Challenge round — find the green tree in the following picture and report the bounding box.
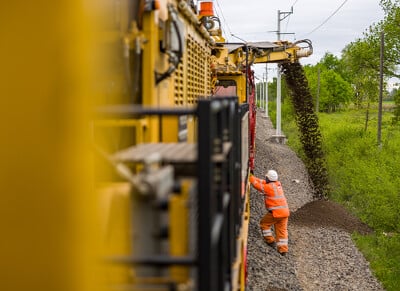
[374,0,400,77]
[341,39,380,108]
[361,1,399,79]
[319,52,342,73]
[303,65,319,104]
[341,40,381,130]
[304,63,353,112]
[319,70,353,112]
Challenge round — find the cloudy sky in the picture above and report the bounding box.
[209,0,384,77]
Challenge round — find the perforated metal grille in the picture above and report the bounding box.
[174,35,211,105]
[174,62,185,105]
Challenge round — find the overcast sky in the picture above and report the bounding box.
[210,0,384,78]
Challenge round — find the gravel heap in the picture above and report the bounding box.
[246,110,384,291]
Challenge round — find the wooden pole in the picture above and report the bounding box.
[377,31,384,146]
[316,67,320,113]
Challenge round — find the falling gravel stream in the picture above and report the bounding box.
[281,61,329,199]
[245,110,384,290]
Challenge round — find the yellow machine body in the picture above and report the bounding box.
[1,1,312,290]
[94,1,312,290]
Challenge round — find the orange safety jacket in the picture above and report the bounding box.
[249,175,290,218]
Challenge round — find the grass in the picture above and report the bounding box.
[353,233,400,290]
[280,105,400,290]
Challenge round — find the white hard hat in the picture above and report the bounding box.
[266,170,278,181]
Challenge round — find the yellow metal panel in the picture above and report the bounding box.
[94,119,146,128]
[169,180,192,283]
[186,116,197,143]
[94,118,148,145]
[0,1,103,291]
[162,116,179,142]
[253,47,299,64]
[98,183,132,285]
[142,10,158,106]
[142,10,161,142]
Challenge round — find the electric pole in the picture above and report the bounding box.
[265,64,269,117]
[256,81,259,107]
[277,8,293,41]
[261,75,264,108]
[275,8,294,141]
[255,75,259,108]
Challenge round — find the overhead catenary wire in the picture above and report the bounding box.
[212,3,227,36]
[304,0,349,36]
[214,0,285,42]
[288,0,300,33]
[214,0,234,37]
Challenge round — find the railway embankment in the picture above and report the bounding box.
[246,110,384,291]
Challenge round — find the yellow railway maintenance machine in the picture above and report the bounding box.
[94,1,312,290]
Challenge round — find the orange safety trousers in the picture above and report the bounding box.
[260,212,289,253]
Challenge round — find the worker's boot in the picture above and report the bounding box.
[261,228,275,246]
[262,236,276,248]
[266,241,277,248]
[277,243,288,256]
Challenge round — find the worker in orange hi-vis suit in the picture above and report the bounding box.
[249,170,290,256]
